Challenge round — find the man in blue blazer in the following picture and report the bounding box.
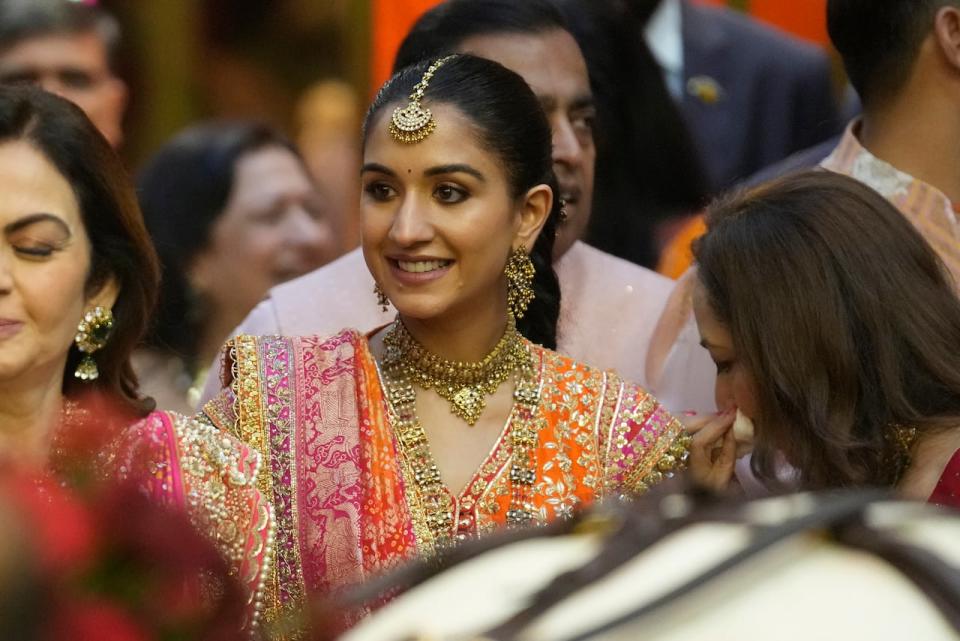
[646,0,842,190]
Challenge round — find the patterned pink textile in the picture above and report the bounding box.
[821,121,960,287]
[202,329,688,628]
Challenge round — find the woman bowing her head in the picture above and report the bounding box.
[0,86,272,635]
[693,171,960,506]
[204,54,732,629]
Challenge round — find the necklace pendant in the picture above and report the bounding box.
[452,386,484,425]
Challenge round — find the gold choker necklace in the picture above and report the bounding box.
[382,315,530,425]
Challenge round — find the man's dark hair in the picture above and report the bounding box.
[0,0,121,71]
[828,0,960,108]
[393,0,567,73]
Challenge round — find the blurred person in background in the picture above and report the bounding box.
[552,0,710,269]
[203,0,716,415]
[666,0,960,282]
[295,79,363,257]
[0,0,126,147]
[821,0,960,286]
[640,0,841,191]
[0,86,271,634]
[693,172,960,504]
[137,121,336,414]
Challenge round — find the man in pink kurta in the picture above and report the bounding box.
[819,0,960,284]
[202,1,715,415]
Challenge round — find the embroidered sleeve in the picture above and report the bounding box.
[599,380,690,496]
[117,412,275,637]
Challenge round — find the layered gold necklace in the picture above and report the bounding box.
[380,315,541,550]
[382,315,530,426]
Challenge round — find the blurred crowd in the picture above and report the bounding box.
[0,0,959,639]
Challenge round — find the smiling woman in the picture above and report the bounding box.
[0,86,273,636]
[202,54,733,635]
[136,122,336,414]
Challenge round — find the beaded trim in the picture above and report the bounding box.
[169,414,275,637]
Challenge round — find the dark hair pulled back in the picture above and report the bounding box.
[363,54,561,348]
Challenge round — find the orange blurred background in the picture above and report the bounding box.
[370,0,830,91]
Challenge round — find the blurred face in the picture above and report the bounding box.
[692,278,759,419]
[0,140,116,388]
[361,103,550,324]
[458,29,596,258]
[0,32,127,147]
[189,146,335,327]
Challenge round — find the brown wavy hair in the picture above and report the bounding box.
[0,86,159,415]
[694,170,960,489]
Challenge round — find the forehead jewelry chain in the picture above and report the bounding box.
[389,54,456,144]
[382,314,529,425]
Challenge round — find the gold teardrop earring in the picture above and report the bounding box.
[74,306,114,381]
[505,246,536,319]
[374,282,390,313]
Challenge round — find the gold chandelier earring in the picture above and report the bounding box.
[374,282,390,313]
[505,246,536,319]
[74,306,114,381]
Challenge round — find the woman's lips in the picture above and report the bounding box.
[387,258,453,285]
[0,319,23,340]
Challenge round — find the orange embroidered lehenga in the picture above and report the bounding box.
[202,330,688,623]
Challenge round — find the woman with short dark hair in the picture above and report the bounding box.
[137,121,335,413]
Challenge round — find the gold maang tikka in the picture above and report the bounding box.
[389,55,456,144]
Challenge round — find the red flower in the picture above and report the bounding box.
[45,600,151,641]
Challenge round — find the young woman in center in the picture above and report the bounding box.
[203,55,733,624]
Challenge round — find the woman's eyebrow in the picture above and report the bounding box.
[424,164,485,182]
[4,212,72,236]
[361,162,395,176]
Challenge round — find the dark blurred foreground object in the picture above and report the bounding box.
[335,486,960,641]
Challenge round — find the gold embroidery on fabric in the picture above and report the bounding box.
[620,395,690,494]
[262,337,306,619]
[230,336,271,495]
[596,371,621,497]
[170,413,275,637]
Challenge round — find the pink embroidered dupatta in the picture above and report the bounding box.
[203,331,418,623]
